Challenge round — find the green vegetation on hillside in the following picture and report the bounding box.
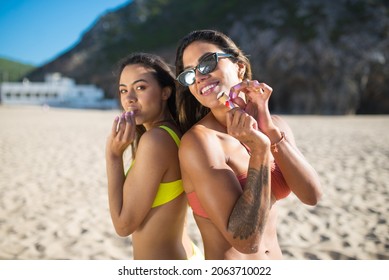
[0,58,35,82]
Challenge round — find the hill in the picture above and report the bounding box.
[0,57,35,82]
[25,0,389,114]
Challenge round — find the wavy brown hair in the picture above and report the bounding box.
[175,30,252,133]
[116,52,178,158]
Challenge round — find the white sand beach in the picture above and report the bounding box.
[0,105,388,260]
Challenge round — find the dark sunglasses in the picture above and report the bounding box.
[176,52,234,86]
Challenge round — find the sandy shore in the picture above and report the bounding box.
[0,105,388,260]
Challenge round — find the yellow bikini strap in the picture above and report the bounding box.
[158,125,180,147]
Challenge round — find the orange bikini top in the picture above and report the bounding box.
[186,161,291,219]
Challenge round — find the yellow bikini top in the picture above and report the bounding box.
[127,125,184,208]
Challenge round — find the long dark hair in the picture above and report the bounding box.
[175,29,252,133]
[116,52,177,158]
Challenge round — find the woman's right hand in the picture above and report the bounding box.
[106,111,136,158]
[226,108,270,153]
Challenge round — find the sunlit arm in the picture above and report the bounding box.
[105,152,133,237]
[227,150,271,253]
[268,116,322,205]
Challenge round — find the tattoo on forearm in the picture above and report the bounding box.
[228,165,270,240]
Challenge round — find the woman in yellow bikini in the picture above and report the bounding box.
[105,53,202,259]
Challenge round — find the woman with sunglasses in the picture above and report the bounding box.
[106,52,203,259]
[175,30,322,259]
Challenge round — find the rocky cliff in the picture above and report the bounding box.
[26,0,389,114]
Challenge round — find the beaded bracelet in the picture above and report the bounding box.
[271,131,285,153]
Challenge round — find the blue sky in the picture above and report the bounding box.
[0,0,131,66]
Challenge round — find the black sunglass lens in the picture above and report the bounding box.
[179,70,195,86]
[198,54,217,74]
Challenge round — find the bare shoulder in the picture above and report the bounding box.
[137,126,179,154]
[180,124,224,164]
[181,124,219,151]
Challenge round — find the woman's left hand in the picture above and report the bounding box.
[229,80,276,135]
